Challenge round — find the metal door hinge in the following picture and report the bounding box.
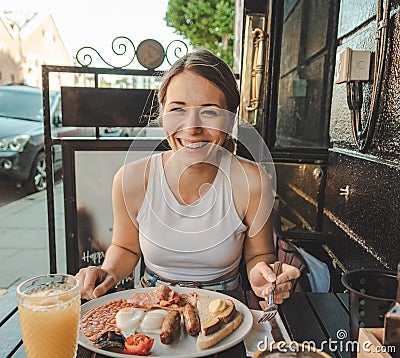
[339,185,350,200]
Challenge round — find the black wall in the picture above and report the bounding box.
[327,0,400,271]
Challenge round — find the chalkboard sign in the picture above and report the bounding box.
[62,139,166,288]
[61,87,156,127]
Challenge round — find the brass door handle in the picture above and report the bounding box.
[245,28,265,114]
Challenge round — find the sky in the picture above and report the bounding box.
[0,0,189,69]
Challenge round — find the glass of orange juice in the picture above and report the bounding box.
[16,274,80,358]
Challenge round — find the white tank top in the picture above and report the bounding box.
[137,151,247,281]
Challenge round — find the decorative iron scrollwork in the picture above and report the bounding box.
[165,40,189,66]
[75,37,188,69]
[76,36,136,68]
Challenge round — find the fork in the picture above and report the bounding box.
[257,261,282,323]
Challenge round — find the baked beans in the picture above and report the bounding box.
[80,299,136,341]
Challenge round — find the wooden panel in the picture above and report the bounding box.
[218,342,246,357]
[0,289,17,324]
[78,344,245,358]
[61,87,156,127]
[307,293,350,358]
[12,345,26,358]
[358,328,391,358]
[0,311,22,357]
[280,293,328,344]
[336,292,350,311]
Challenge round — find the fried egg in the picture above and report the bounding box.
[115,308,169,337]
[115,307,145,337]
[138,309,169,334]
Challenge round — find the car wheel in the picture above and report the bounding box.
[23,152,46,194]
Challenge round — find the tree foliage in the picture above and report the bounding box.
[165,0,235,67]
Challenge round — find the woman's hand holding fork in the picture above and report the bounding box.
[249,261,301,304]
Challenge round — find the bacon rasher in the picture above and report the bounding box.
[128,285,197,310]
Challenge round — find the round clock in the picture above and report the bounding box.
[136,39,165,70]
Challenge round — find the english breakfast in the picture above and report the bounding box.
[80,285,245,355]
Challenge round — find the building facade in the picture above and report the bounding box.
[0,12,73,88]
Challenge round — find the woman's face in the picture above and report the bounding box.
[161,70,232,161]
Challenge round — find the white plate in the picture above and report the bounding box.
[79,287,253,358]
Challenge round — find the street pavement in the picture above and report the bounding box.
[0,183,66,290]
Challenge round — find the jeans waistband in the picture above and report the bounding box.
[140,268,241,291]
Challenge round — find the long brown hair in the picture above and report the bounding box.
[158,49,239,152]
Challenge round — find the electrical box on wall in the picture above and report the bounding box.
[289,78,308,97]
[335,47,371,83]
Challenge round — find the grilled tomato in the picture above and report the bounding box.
[122,333,154,356]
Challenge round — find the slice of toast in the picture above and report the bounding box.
[216,299,236,323]
[197,296,236,328]
[196,310,243,349]
[197,295,222,335]
[201,316,222,336]
[196,295,243,349]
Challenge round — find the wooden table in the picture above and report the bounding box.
[0,289,25,358]
[1,290,350,358]
[280,292,351,358]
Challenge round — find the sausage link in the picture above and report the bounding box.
[183,304,200,336]
[160,310,181,345]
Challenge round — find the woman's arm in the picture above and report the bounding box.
[101,165,142,281]
[241,161,276,271]
[238,159,300,302]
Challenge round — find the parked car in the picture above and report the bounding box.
[0,84,92,193]
[99,127,133,137]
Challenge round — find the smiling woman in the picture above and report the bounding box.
[160,71,233,170]
[76,49,301,303]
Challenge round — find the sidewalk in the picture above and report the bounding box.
[0,183,66,290]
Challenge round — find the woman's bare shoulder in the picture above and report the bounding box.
[114,155,153,196]
[231,155,271,193]
[234,155,259,169]
[120,155,151,174]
